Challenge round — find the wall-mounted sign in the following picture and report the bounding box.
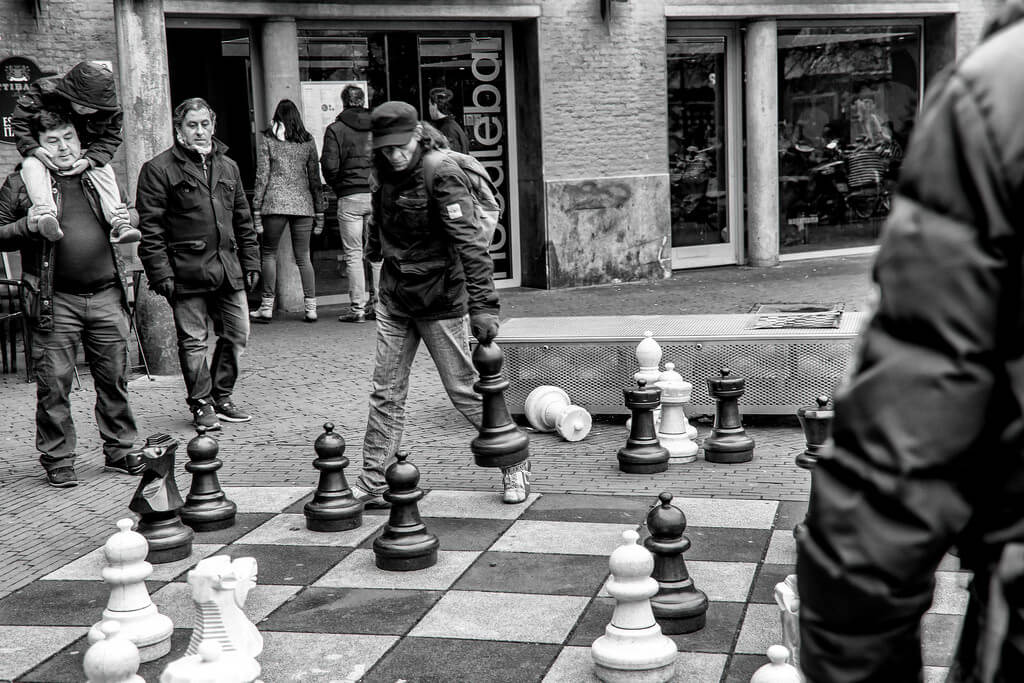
[0,56,51,146]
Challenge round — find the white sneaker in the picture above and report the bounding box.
[500,460,531,504]
[351,483,390,509]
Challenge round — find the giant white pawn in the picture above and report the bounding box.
[592,530,678,682]
[656,363,699,463]
[750,645,802,683]
[84,620,144,683]
[88,519,173,662]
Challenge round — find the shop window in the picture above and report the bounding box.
[297,29,515,294]
[777,24,921,254]
[666,36,729,249]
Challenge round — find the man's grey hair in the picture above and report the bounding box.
[341,85,365,108]
[173,97,217,129]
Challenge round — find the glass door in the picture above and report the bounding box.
[667,27,742,268]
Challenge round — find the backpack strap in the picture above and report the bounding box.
[421,149,448,201]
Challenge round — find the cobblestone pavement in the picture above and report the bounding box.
[0,254,873,599]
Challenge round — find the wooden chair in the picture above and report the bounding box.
[0,252,31,381]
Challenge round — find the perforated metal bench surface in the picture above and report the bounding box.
[497,313,867,415]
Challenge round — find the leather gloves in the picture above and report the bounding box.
[151,278,175,300]
[470,312,500,344]
[245,271,260,293]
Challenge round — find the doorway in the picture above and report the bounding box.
[666,25,743,269]
[166,27,256,192]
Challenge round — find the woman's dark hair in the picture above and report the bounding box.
[266,99,312,143]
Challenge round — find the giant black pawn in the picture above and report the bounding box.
[129,433,194,564]
[470,341,531,469]
[180,427,237,532]
[703,368,755,463]
[796,395,833,470]
[304,422,363,532]
[617,378,670,474]
[373,452,439,571]
[645,492,709,634]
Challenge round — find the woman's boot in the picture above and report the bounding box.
[304,297,318,323]
[249,296,274,324]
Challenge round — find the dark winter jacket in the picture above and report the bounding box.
[0,171,135,332]
[368,146,498,320]
[320,107,372,197]
[136,138,259,296]
[434,117,470,155]
[797,4,1024,681]
[12,62,123,167]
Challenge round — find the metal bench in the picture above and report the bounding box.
[497,312,867,415]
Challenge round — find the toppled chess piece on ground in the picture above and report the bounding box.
[655,363,699,463]
[750,645,802,683]
[796,396,832,470]
[524,385,592,442]
[471,341,531,469]
[129,433,195,563]
[774,574,801,671]
[181,427,237,532]
[160,641,252,683]
[304,422,362,532]
[84,620,145,683]
[592,529,678,682]
[618,379,670,474]
[645,492,708,634]
[88,519,173,662]
[703,368,755,464]
[183,555,262,681]
[373,451,439,571]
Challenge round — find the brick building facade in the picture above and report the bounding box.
[0,0,1003,299]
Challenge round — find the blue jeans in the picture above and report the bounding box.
[338,193,380,314]
[260,215,315,298]
[32,287,137,472]
[170,286,250,409]
[358,306,482,492]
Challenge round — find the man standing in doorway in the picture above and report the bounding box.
[321,85,379,323]
[0,107,141,488]
[428,87,470,154]
[136,97,260,431]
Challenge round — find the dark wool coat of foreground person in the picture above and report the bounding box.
[797,3,1024,682]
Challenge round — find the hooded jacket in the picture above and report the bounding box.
[797,4,1024,681]
[136,138,259,296]
[12,62,123,167]
[320,107,372,197]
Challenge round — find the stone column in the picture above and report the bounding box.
[114,0,179,374]
[259,17,304,312]
[744,19,779,267]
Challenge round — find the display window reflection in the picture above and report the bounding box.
[666,36,729,248]
[777,24,921,253]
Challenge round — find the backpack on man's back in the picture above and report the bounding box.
[422,149,504,246]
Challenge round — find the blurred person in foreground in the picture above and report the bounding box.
[797,4,1024,681]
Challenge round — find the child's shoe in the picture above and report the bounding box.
[109,218,141,244]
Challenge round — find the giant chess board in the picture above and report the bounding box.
[0,487,965,682]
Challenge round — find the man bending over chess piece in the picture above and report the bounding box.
[0,107,142,488]
[797,4,1024,681]
[350,101,529,507]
